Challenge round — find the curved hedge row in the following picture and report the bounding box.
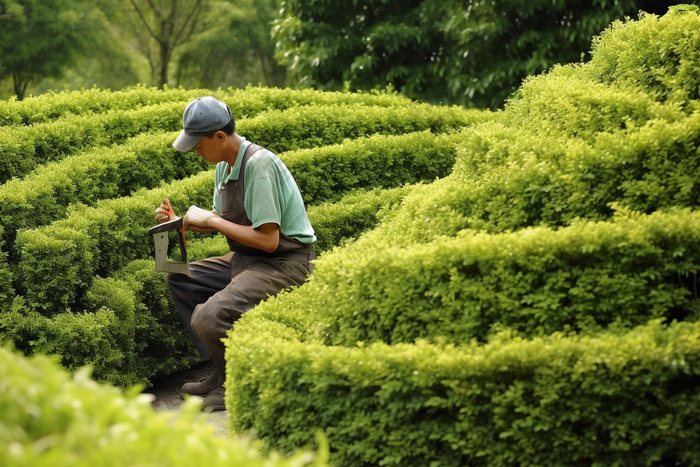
[0,118,470,255]
[0,92,474,184]
[226,318,700,467]
[9,129,469,312]
[2,6,699,465]
[1,181,414,385]
[0,84,413,126]
[313,209,700,347]
[220,6,700,465]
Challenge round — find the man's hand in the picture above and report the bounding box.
[155,198,179,225]
[183,205,218,230]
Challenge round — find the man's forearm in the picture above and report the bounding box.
[207,217,280,253]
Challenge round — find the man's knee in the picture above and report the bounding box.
[191,291,247,343]
[191,303,211,337]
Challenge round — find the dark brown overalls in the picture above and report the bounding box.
[167,144,315,379]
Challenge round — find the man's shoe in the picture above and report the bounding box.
[202,386,225,412]
[182,367,224,396]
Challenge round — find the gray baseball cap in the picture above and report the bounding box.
[172,96,233,152]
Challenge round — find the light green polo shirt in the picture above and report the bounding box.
[213,137,316,244]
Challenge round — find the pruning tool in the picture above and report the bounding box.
[148,199,190,275]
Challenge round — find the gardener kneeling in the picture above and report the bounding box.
[155,96,316,411]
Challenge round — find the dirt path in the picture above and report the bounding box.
[142,361,229,437]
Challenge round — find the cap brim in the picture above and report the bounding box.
[172,131,201,152]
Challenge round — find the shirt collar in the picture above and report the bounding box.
[225,137,250,182]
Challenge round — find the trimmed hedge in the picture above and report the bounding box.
[0,345,328,467]
[1,259,200,386]
[11,127,471,314]
[226,318,700,467]
[218,6,700,465]
[13,173,213,314]
[0,122,479,255]
[307,186,412,252]
[0,86,206,126]
[0,93,453,184]
[0,104,486,264]
[282,130,464,205]
[309,208,700,347]
[5,178,418,383]
[0,84,414,127]
[361,104,700,251]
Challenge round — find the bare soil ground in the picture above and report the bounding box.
[142,361,229,437]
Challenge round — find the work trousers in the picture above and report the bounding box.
[167,250,314,374]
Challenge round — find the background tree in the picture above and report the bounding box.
[175,0,285,89]
[273,0,696,108]
[113,0,207,87]
[0,0,122,100]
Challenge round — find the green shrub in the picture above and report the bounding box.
[0,124,474,256]
[0,88,432,184]
[1,259,201,386]
[218,7,700,465]
[93,260,202,382]
[226,318,700,466]
[363,108,700,251]
[11,126,473,314]
[0,86,206,126]
[588,5,700,106]
[0,301,133,386]
[0,84,413,127]
[3,177,414,384]
[307,186,413,252]
[0,345,328,467]
[239,103,487,155]
[309,208,700,347]
[282,130,466,205]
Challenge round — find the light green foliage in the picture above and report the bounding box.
[0,93,480,183]
[587,4,700,106]
[0,345,328,466]
[1,84,486,386]
[226,320,700,466]
[315,209,700,347]
[3,8,700,464]
[281,130,470,205]
[0,86,417,182]
[238,102,485,154]
[307,186,412,252]
[0,84,413,127]
[0,86,204,126]
[221,6,700,465]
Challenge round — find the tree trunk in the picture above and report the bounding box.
[12,72,28,101]
[159,41,172,87]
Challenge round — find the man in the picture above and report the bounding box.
[155,96,316,411]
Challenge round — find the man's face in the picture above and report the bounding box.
[194,133,224,163]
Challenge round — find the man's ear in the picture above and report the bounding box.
[215,131,227,144]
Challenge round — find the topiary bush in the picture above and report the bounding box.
[222,6,700,465]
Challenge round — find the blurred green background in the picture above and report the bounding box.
[0,0,693,108]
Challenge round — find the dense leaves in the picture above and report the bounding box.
[0,0,128,100]
[274,0,695,108]
[224,6,700,465]
[0,346,328,466]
